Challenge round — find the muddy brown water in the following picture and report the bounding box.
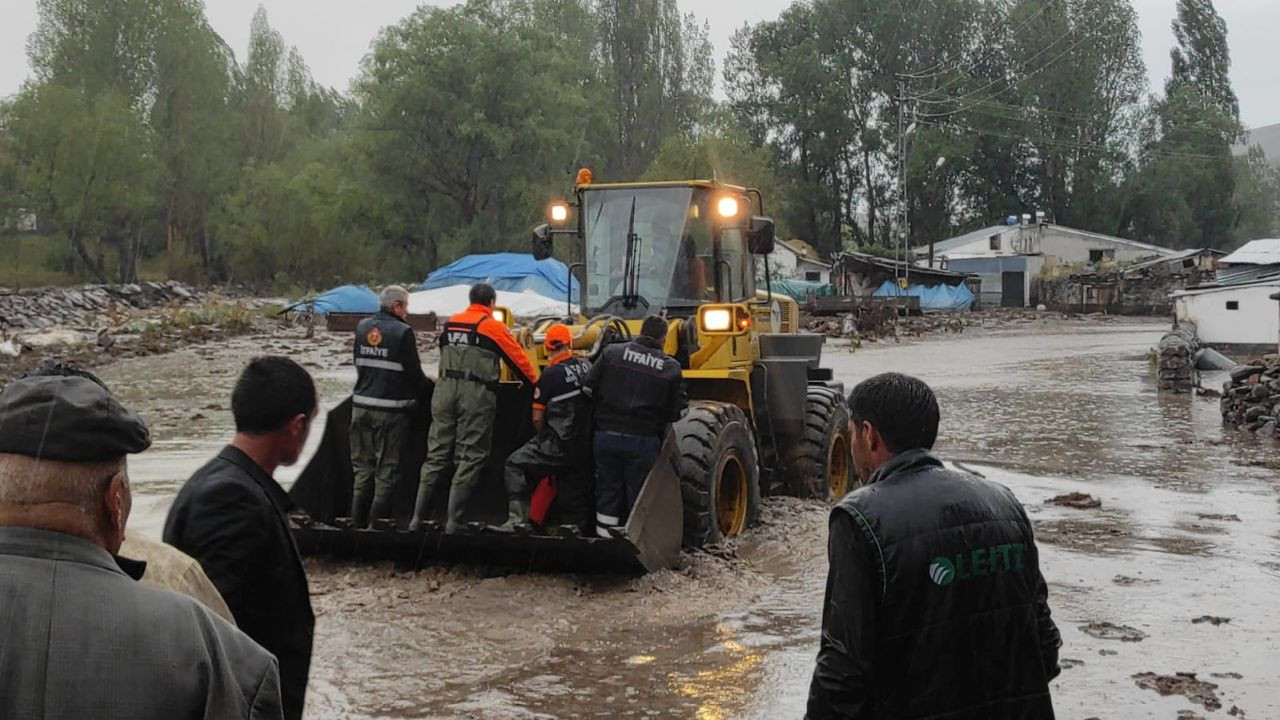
[101,318,1278,719]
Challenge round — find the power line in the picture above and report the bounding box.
[910,0,1062,92]
[918,117,1231,162]
[915,22,1124,120]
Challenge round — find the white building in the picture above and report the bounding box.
[1172,279,1280,354]
[765,238,830,283]
[919,221,1175,307]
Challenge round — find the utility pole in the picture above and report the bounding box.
[896,76,913,319]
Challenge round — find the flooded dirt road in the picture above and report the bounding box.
[107,317,1278,719]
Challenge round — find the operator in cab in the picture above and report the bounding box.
[499,324,593,532]
[410,283,539,533]
[349,285,428,528]
[583,315,686,538]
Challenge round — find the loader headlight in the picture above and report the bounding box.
[698,304,751,335]
[492,307,508,325]
[717,196,740,219]
[702,307,732,332]
[548,201,570,224]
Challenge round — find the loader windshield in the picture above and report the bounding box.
[581,186,724,315]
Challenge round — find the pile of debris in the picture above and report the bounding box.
[1156,328,1199,393]
[1220,359,1280,436]
[0,281,201,330]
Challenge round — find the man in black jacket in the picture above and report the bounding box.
[349,285,428,527]
[165,356,318,720]
[583,315,685,538]
[807,373,1060,720]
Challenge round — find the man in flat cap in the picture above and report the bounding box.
[16,360,235,624]
[166,355,318,720]
[0,371,283,720]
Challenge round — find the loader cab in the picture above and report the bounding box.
[533,179,775,321]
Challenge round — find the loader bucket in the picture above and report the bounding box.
[287,380,684,573]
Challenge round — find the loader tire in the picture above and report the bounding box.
[782,386,854,500]
[675,400,761,549]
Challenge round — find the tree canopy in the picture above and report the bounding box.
[0,0,1275,290]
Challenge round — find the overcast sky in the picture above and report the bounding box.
[1,0,1276,128]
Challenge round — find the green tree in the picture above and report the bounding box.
[3,85,155,282]
[596,0,714,177]
[1169,0,1238,120]
[354,0,595,271]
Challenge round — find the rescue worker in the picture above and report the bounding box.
[410,283,538,533]
[349,285,428,527]
[499,323,592,531]
[583,314,685,538]
[806,373,1061,719]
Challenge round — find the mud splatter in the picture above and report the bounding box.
[1080,621,1147,642]
[1046,492,1102,509]
[1133,672,1221,711]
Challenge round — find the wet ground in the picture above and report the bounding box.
[106,316,1278,719]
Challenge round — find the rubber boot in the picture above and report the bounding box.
[369,494,394,530]
[493,497,530,533]
[350,493,370,530]
[408,482,436,532]
[444,483,477,535]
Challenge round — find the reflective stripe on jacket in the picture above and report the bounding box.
[352,309,427,411]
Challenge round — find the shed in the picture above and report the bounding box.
[831,251,977,298]
[1172,276,1280,354]
[767,239,831,283]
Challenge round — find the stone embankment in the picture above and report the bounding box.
[0,281,201,330]
[1220,359,1280,437]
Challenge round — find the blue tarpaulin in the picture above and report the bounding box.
[289,284,380,315]
[423,253,579,301]
[872,280,974,312]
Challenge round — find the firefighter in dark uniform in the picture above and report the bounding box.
[410,283,539,533]
[500,323,593,531]
[583,314,685,538]
[349,285,428,528]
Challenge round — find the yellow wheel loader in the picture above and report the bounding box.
[287,175,853,573]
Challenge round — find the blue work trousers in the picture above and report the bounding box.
[593,431,660,537]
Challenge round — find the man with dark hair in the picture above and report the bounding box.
[166,356,318,720]
[0,372,283,719]
[806,372,1061,720]
[410,282,539,533]
[349,284,428,527]
[583,314,685,538]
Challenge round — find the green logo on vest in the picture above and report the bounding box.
[929,557,955,586]
[929,543,1026,587]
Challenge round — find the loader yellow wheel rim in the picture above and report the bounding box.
[828,428,850,499]
[715,452,749,537]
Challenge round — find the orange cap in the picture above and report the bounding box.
[545,324,573,352]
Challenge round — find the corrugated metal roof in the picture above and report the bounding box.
[1220,238,1280,265]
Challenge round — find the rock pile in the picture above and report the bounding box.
[1220,359,1280,437]
[0,281,200,330]
[1156,327,1198,393]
